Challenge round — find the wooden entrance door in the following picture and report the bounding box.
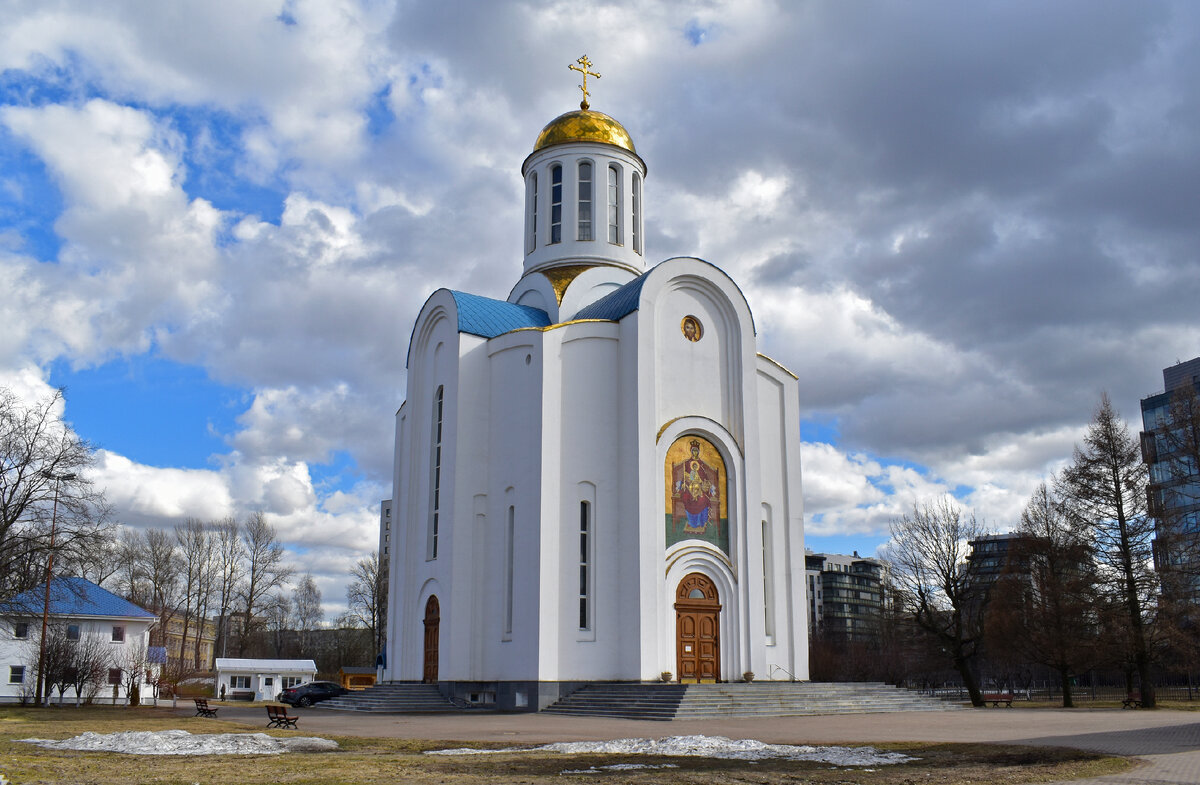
[675,573,720,683]
[422,595,440,683]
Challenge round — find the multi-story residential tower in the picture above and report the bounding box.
[1141,356,1200,601]
[804,551,883,642]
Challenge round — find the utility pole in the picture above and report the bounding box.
[35,470,75,707]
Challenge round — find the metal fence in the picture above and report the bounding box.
[911,674,1200,703]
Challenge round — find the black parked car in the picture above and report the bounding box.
[277,681,348,707]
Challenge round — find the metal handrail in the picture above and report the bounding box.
[767,664,798,682]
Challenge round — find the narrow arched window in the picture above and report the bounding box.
[577,161,593,241]
[550,164,563,244]
[762,519,775,640]
[505,505,515,636]
[428,386,444,560]
[579,501,591,630]
[527,172,538,253]
[632,173,642,254]
[607,165,621,245]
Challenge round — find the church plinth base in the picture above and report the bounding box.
[442,681,596,712]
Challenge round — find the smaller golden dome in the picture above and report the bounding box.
[533,109,637,155]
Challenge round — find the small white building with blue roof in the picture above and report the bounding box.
[0,576,157,704]
[383,74,808,711]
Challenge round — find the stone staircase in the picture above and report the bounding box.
[547,683,690,720]
[317,682,456,713]
[316,680,958,717]
[543,682,960,720]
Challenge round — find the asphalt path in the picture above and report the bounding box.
[188,704,1200,784]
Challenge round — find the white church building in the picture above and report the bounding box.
[382,68,808,711]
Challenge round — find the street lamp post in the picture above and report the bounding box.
[35,470,75,707]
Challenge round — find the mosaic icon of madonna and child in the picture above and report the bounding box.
[665,435,729,554]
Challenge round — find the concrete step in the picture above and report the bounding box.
[319,682,455,713]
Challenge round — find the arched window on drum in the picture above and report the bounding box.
[577,160,593,241]
[526,172,538,253]
[631,172,642,254]
[549,164,563,244]
[607,164,621,245]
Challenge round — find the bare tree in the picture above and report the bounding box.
[112,528,149,607]
[43,628,74,705]
[116,639,151,706]
[1060,393,1157,707]
[237,512,292,656]
[324,613,373,673]
[266,590,292,657]
[66,529,120,588]
[347,551,385,659]
[211,517,244,664]
[884,497,988,707]
[65,629,112,706]
[174,519,216,670]
[142,528,184,654]
[0,387,112,600]
[985,482,1099,707]
[293,573,323,656]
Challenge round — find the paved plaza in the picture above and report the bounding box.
[195,704,1200,784]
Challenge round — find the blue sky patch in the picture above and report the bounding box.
[683,20,714,46]
[310,449,363,495]
[277,4,298,26]
[407,62,445,103]
[50,355,247,469]
[800,418,840,444]
[0,57,94,107]
[0,127,64,260]
[366,84,394,138]
[161,105,287,224]
[951,484,973,500]
[868,454,938,480]
[806,532,888,560]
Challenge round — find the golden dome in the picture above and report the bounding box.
[533,109,637,155]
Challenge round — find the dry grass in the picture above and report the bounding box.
[0,706,1131,785]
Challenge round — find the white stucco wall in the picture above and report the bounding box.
[1,616,156,704]
[214,658,316,702]
[386,254,809,686]
[385,92,813,693]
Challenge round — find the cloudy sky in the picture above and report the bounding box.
[3,0,1198,615]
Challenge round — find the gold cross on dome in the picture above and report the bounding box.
[569,54,601,110]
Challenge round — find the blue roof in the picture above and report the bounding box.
[450,291,551,338]
[573,273,649,321]
[0,576,155,619]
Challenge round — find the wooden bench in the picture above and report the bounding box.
[266,705,299,729]
[1122,691,1142,709]
[194,698,219,718]
[982,691,1014,707]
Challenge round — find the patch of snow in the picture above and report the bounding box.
[427,734,915,766]
[562,763,681,774]
[18,730,338,756]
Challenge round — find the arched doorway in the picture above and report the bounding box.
[422,595,440,683]
[674,573,720,683]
